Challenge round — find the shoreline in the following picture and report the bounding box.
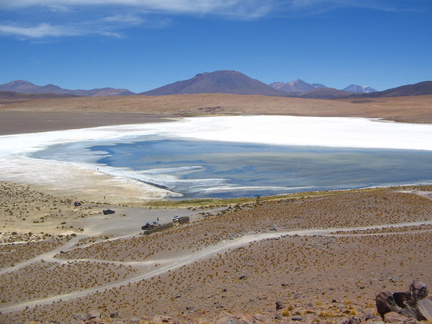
[0,111,175,136]
[1,115,432,203]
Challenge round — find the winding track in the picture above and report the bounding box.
[2,220,432,314]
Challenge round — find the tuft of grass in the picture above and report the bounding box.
[281,309,290,317]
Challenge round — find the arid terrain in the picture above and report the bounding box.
[1,93,432,135]
[1,94,432,323]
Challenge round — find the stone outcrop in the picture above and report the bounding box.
[376,280,432,321]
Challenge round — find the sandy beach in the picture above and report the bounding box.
[1,95,432,323]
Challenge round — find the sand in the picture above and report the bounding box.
[1,94,432,323]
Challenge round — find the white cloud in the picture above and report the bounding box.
[0,22,122,38]
[0,23,74,38]
[2,0,426,39]
[1,0,274,39]
[3,0,273,17]
[284,0,423,13]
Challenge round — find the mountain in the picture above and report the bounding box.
[270,79,376,94]
[298,87,353,99]
[359,81,432,98]
[343,84,377,93]
[269,79,325,93]
[0,80,135,97]
[141,70,288,96]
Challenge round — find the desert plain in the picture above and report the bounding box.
[1,94,432,323]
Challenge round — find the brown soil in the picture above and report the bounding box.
[1,94,432,323]
[1,94,432,135]
[1,184,432,323]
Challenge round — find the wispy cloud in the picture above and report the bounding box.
[3,0,273,17]
[1,0,274,39]
[1,0,429,39]
[283,0,429,14]
[0,22,123,38]
[0,23,78,38]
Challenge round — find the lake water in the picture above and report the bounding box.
[31,136,432,199]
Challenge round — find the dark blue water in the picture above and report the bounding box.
[84,138,432,199]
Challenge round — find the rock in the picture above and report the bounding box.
[384,311,419,323]
[410,281,428,301]
[152,315,175,323]
[72,313,86,320]
[213,312,249,324]
[86,310,101,320]
[275,300,285,310]
[110,311,120,318]
[376,291,398,318]
[418,296,432,321]
[338,316,361,324]
[376,280,431,321]
[87,318,107,323]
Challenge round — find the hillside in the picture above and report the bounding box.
[1,183,432,323]
[360,81,432,98]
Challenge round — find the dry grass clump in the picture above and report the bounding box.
[0,260,138,305]
[55,188,432,263]
[0,236,70,269]
[0,181,99,236]
[1,186,432,323]
[7,228,431,323]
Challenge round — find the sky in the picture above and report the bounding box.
[1,0,431,93]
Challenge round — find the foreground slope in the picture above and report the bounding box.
[1,184,432,323]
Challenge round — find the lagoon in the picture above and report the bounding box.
[31,136,432,199]
[2,116,432,200]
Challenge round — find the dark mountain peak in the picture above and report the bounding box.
[141,70,287,96]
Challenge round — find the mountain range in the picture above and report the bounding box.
[1,70,431,99]
[0,80,134,97]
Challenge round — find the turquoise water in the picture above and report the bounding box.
[32,137,432,199]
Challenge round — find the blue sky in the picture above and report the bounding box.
[1,0,431,93]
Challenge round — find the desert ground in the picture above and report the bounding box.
[1,94,432,323]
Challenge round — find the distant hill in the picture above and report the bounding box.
[269,79,376,95]
[0,90,74,101]
[359,81,432,98]
[141,70,288,96]
[0,80,135,97]
[2,75,430,100]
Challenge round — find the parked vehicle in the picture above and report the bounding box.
[103,209,115,215]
